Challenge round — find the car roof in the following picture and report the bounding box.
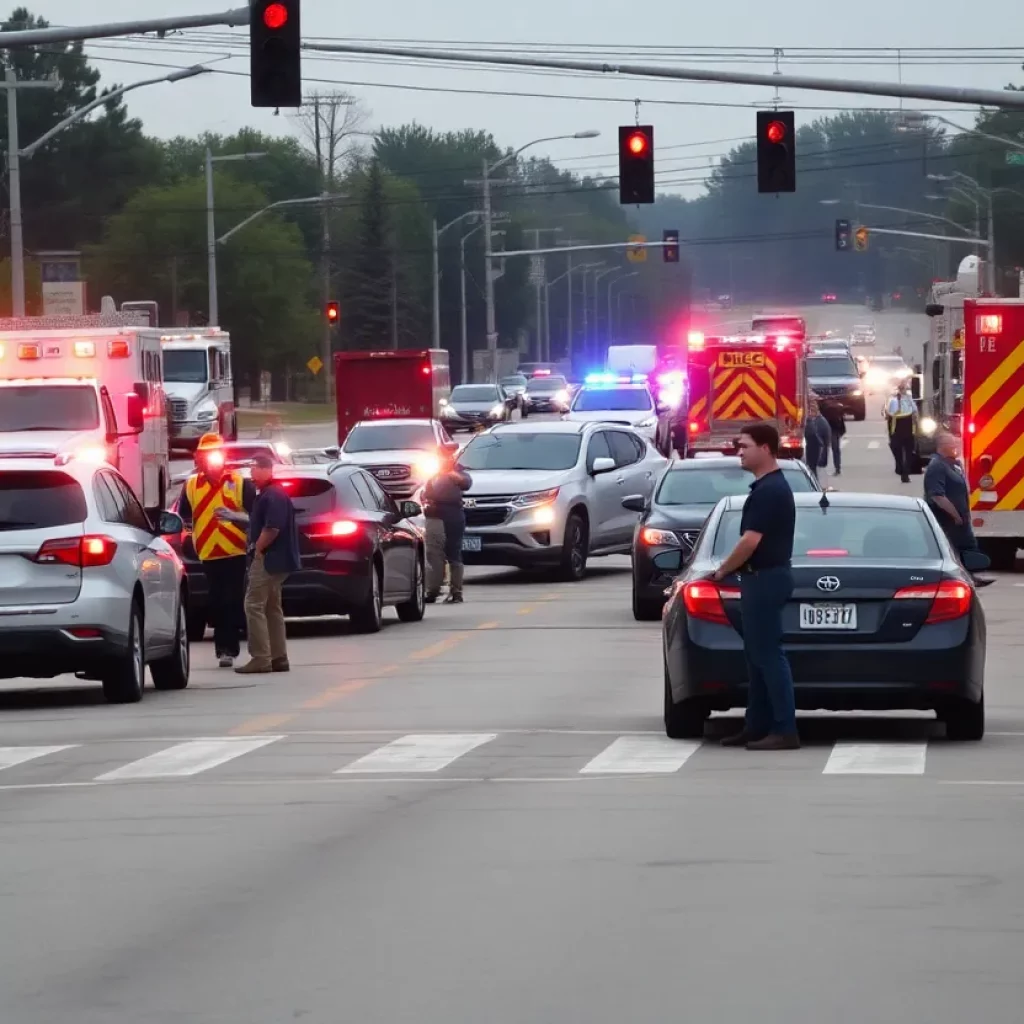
[667,456,807,472]
[719,491,927,512]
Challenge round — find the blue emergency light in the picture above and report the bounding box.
[584,371,649,386]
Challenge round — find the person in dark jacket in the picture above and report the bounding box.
[803,398,831,482]
[819,397,846,476]
[422,454,472,603]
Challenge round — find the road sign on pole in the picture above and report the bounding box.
[528,255,546,285]
[1005,151,1024,166]
[307,355,323,375]
[627,234,647,262]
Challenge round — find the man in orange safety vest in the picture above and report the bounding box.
[178,433,256,667]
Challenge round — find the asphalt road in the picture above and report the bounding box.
[5,319,1024,1023]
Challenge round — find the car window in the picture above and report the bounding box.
[0,384,101,432]
[807,357,857,377]
[451,386,501,402]
[0,471,87,530]
[459,432,582,472]
[93,473,123,522]
[359,472,398,513]
[607,430,643,467]
[526,376,566,392]
[349,472,377,510]
[329,475,362,510]
[586,431,613,469]
[658,466,815,504]
[109,473,151,530]
[713,506,941,559]
[344,423,438,452]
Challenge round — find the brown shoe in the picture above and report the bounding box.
[272,658,290,673]
[721,730,765,747]
[746,733,800,751]
[234,660,273,675]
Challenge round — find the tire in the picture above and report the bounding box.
[853,403,866,422]
[945,695,984,741]
[663,665,706,739]
[351,562,383,633]
[187,610,207,643]
[396,553,426,623]
[151,596,190,691]
[557,512,588,582]
[633,581,663,621]
[102,601,144,704]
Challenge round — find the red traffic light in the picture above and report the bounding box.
[326,301,340,323]
[262,2,289,29]
[766,120,786,144]
[627,131,649,156]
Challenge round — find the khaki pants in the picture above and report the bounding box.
[245,555,288,665]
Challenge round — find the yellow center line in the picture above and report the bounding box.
[408,632,472,661]
[229,712,296,736]
[517,606,534,615]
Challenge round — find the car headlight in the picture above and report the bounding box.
[414,453,441,478]
[490,403,505,417]
[851,389,863,397]
[196,405,218,421]
[511,488,560,508]
[637,416,658,428]
[920,416,937,435]
[641,527,677,547]
[554,389,569,403]
[442,405,455,417]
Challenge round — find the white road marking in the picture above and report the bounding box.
[579,736,701,774]
[337,733,497,773]
[96,736,283,780]
[868,441,880,449]
[823,742,927,775]
[0,745,75,771]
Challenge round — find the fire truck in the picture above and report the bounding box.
[684,330,808,459]
[0,312,170,508]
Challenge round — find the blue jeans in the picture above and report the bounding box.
[739,567,798,736]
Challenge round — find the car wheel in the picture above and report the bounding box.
[102,601,144,704]
[557,512,588,582]
[853,403,866,422]
[187,610,207,643]
[351,563,383,633]
[944,695,984,741]
[396,553,426,623]
[151,596,190,691]
[663,665,706,739]
[633,581,663,621]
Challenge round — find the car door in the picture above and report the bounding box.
[606,431,653,546]
[584,430,621,549]
[362,472,416,598]
[94,471,170,646]
[351,471,402,600]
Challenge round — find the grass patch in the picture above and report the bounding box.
[236,402,335,428]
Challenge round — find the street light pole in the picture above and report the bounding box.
[432,210,479,351]
[459,221,486,384]
[594,268,617,352]
[608,273,638,342]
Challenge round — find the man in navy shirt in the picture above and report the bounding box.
[713,423,799,750]
[234,455,301,675]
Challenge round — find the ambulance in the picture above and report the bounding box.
[683,330,808,459]
[0,313,170,509]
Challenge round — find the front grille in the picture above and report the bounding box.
[811,385,849,398]
[169,398,188,421]
[465,506,509,527]
[369,464,411,481]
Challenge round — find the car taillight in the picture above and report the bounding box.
[34,535,117,568]
[893,580,971,623]
[306,519,360,540]
[805,549,848,557]
[682,580,740,624]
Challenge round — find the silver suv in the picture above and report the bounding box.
[0,455,189,702]
[455,420,669,580]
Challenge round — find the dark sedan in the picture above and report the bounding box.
[441,384,516,432]
[625,457,819,620]
[171,464,426,637]
[660,492,986,741]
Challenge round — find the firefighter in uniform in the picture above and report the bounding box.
[178,433,256,667]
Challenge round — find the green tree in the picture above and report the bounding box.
[343,160,394,349]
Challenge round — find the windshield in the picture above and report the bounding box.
[657,466,815,505]
[807,357,857,377]
[451,386,500,402]
[458,432,581,471]
[344,423,437,452]
[0,471,87,530]
[572,387,653,413]
[0,385,99,432]
[526,376,566,392]
[162,349,208,384]
[713,506,940,559]
[501,376,527,388]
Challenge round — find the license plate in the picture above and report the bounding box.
[799,603,856,629]
[462,536,482,552]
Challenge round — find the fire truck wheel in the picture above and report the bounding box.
[102,600,144,704]
[982,540,1018,573]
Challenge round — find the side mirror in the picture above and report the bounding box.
[123,393,145,433]
[960,549,991,573]
[323,446,340,460]
[591,456,616,475]
[157,510,184,536]
[621,494,647,512]
[652,549,686,572]
[400,500,422,519]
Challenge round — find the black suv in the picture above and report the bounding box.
[806,351,865,420]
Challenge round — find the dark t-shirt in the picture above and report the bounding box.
[423,470,472,523]
[924,456,972,543]
[739,467,796,570]
[249,482,301,575]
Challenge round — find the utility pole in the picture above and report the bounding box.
[525,227,563,361]
[205,146,217,326]
[313,95,333,399]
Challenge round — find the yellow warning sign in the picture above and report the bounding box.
[627,234,647,263]
[719,351,766,368]
[307,355,324,375]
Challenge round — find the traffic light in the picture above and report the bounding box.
[663,229,679,263]
[835,218,851,252]
[618,125,655,205]
[756,110,796,193]
[250,0,301,108]
[854,226,869,252]
[326,300,340,324]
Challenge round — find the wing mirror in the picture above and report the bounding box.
[960,549,991,573]
[399,500,422,519]
[621,494,647,512]
[591,456,616,475]
[652,549,688,572]
[157,510,184,536]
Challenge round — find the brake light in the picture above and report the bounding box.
[18,343,40,359]
[108,339,130,358]
[688,420,699,433]
[682,580,739,624]
[306,519,360,540]
[893,580,971,623]
[421,365,431,375]
[805,549,848,556]
[34,535,117,568]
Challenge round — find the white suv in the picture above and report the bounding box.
[454,420,668,580]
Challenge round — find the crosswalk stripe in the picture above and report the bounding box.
[337,733,497,773]
[96,736,283,781]
[822,742,927,775]
[868,441,880,449]
[0,745,76,771]
[579,736,701,774]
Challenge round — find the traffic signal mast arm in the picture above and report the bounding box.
[488,240,672,259]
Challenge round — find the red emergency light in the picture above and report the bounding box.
[977,314,1002,334]
[108,340,130,358]
[18,343,40,360]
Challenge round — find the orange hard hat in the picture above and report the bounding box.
[197,433,225,452]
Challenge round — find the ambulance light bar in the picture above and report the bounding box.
[74,341,95,358]
[1,339,129,360]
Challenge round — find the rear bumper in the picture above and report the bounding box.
[0,626,130,679]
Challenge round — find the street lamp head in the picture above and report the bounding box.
[819,199,841,205]
[574,130,600,139]
[168,64,209,83]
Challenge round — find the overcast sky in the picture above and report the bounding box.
[32,0,1024,196]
